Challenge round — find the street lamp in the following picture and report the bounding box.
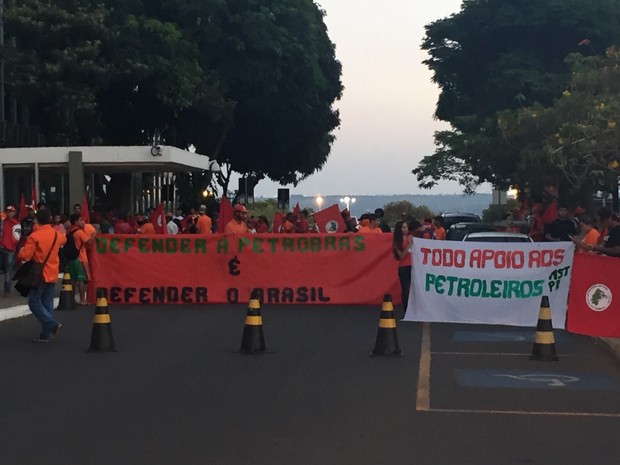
[315,195,324,211]
[339,196,356,212]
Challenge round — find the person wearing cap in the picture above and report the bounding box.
[225,204,250,234]
[358,213,382,234]
[196,204,213,234]
[1,205,21,297]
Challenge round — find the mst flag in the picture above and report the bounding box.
[313,204,345,233]
[217,196,234,233]
[149,203,166,234]
[272,211,284,233]
[566,253,620,337]
[81,194,90,223]
[18,194,27,221]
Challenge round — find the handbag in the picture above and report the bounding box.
[13,232,58,295]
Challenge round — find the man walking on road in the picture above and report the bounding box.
[17,209,66,342]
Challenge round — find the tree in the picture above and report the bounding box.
[415,0,620,197]
[130,0,344,192]
[382,200,434,227]
[498,47,620,209]
[3,0,343,199]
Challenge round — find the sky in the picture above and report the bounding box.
[253,0,486,198]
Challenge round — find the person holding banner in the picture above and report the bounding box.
[571,214,600,253]
[392,220,412,317]
[587,208,620,257]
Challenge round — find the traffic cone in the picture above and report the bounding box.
[240,290,266,354]
[87,289,116,352]
[56,271,77,310]
[371,294,403,357]
[530,295,558,361]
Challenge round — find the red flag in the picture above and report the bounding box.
[567,254,620,337]
[217,196,234,233]
[312,204,345,233]
[81,194,90,223]
[18,194,27,221]
[149,203,166,234]
[292,202,300,216]
[272,212,284,233]
[541,199,557,224]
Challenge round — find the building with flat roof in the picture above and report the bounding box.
[0,145,218,215]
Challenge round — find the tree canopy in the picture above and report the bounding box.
[2,0,343,193]
[415,0,620,203]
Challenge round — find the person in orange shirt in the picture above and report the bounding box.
[572,214,600,253]
[196,204,213,234]
[225,204,250,234]
[358,213,383,234]
[433,216,447,240]
[17,209,66,342]
[73,216,97,304]
[138,216,156,234]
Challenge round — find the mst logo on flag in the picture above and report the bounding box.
[585,284,613,312]
[567,254,620,337]
[312,204,344,233]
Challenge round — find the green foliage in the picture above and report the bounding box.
[2,0,343,190]
[383,200,434,227]
[481,199,520,223]
[415,0,620,197]
[497,47,620,206]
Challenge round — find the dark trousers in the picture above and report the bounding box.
[398,265,412,316]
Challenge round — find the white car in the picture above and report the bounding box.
[462,232,534,243]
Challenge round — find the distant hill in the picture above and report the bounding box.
[280,194,493,216]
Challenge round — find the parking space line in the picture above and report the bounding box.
[416,322,431,411]
[427,407,620,418]
[432,351,536,356]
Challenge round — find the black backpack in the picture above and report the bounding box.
[63,230,81,261]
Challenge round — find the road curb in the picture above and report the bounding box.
[0,298,60,322]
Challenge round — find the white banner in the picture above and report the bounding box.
[404,239,574,328]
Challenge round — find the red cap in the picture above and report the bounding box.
[5,205,16,212]
[574,207,586,215]
[234,204,247,213]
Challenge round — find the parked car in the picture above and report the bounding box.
[446,222,496,241]
[462,232,534,243]
[440,212,482,230]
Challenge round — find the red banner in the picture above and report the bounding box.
[566,253,620,337]
[90,233,401,305]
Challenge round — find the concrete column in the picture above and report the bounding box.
[34,162,39,204]
[0,163,4,209]
[68,150,84,209]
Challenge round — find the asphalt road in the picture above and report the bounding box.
[1,303,620,465]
